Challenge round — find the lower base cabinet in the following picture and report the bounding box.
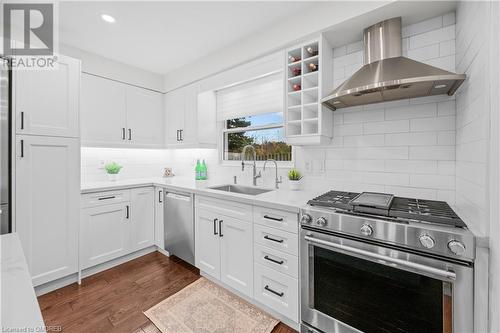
[80,187,155,270]
[195,196,300,323]
[196,202,253,298]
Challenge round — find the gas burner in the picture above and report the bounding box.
[308,190,466,228]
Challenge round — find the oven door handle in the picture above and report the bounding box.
[304,235,457,281]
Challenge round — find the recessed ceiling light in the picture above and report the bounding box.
[434,84,447,89]
[101,14,116,23]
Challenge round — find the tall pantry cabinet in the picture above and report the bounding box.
[13,55,81,287]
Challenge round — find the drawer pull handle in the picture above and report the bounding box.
[126,205,130,219]
[98,196,116,201]
[264,235,284,243]
[264,255,284,265]
[219,219,223,237]
[213,218,218,235]
[264,215,283,222]
[159,190,163,203]
[264,285,284,297]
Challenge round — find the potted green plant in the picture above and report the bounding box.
[105,162,123,181]
[288,168,303,191]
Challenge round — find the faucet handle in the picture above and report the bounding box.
[278,176,283,183]
[233,175,237,184]
[241,160,245,171]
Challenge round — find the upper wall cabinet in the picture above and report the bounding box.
[164,82,216,148]
[81,73,164,148]
[15,55,80,138]
[285,35,333,145]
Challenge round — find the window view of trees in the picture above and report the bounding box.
[225,117,292,161]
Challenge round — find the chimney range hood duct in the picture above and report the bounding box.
[322,17,465,111]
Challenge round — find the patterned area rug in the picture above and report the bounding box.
[144,277,279,333]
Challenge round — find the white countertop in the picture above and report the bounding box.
[1,233,45,332]
[81,177,322,213]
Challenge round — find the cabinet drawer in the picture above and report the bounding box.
[254,244,298,279]
[196,196,252,221]
[81,189,131,208]
[254,224,298,256]
[254,263,298,322]
[253,206,298,234]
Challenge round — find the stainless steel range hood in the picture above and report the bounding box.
[322,17,465,111]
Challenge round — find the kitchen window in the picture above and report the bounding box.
[217,72,292,163]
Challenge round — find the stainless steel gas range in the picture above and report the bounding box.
[300,191,475,333]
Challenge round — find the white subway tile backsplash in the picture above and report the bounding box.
[437,131,456,145]
[346,41,363,54]
[364,120,410,134]
[410,116,455,132]
[410,174,455,190]
[343,109,384,124]
[409,146,455,161]
[402,16,443,38]
[333,123,363,137]
[385,103,437,120]
[333,50,363,69]
[442,12,456,26]
[407,44,440,61]
[437,100,456,116]
[409,25,455,49]
[385,132,437,146]
[333,45,347,58]
[385,160,437,174]
[439,40,456,57]
[343,134,385,147]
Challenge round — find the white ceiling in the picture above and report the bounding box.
[59,1,312,74]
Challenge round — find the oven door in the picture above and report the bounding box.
[300,228,473,333]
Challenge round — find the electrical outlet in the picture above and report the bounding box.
[305,161,312,172]
[98,160,106,169]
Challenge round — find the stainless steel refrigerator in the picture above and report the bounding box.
[0,57,11,234]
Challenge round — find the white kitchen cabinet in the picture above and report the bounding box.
[164,83,216,148]
[15,55,80,138]
[81,73,127,146]
[80,203,130,269]
[81,73,163,148]
[220,216,253,297]
[125,86,164,147]
[154,187,164,249]
[195,208,221,280]
[15,135,80,286]
[130,187,155,251]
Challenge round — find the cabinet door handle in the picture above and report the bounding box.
[264,235,284,243]
[98,196,116,201]
[20,112,24,129]
[219,219,223,237]
[176,130,180,141]
[126,205,130,219]
[159,190,163,203]
[20,140,24,158]
[264,255,284,265]
[264,215,283,222]
[179,129,183,141]
[264,285,284,297]
[213,218,218,235]
[122,128,126,140]
[128,129,132,141]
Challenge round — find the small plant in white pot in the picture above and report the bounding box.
[288,169,303,191]
[105,162,123,181]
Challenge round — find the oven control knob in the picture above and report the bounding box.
[301,214,312,224]
[419,235,435,249]
[316,217,327,226]
[448,240,466,256]
[360,224,373,236]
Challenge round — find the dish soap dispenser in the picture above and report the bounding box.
[201,160,208,180]
[195,159,201,180]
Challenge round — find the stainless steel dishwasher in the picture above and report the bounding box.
[164,191,195,265]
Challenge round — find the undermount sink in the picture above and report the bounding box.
[208,184,273,196]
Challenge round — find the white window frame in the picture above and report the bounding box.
[219,117,294,168]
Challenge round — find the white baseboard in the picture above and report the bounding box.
[200,271,300,331]
[35,246,157,296]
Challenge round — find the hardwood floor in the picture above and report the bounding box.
[39,252,297,333]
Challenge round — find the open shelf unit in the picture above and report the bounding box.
[284,35,333,145]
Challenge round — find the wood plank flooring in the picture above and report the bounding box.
[39,252,297,333]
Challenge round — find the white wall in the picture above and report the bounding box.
[456,2,499,332]
[162,1,390,91]
[60,44,163,91]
